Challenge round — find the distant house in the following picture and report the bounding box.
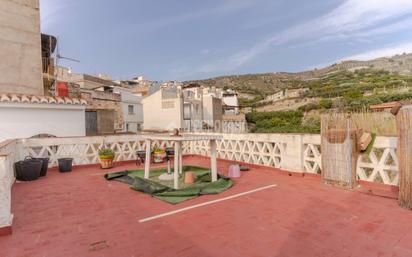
[57,68,140,135]
[80,86,121,135]
[183,83,223,131]
[142,83,185,131]
[202,86,245,132]
[221,89,240,115]
[107,86,143,132]
[119,76,155,97]
[142,82,247,132]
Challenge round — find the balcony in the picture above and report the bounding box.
[42,57,55,77]
[0,133,409,256]
[91,90,121,101]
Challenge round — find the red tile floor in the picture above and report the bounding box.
[1,155,412,257]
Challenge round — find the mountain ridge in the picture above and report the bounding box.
[184,52,412,96]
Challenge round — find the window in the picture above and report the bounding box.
[128,105,134,115]
[183,104,191,120]
[126,123,130,132]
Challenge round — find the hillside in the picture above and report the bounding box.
[185,52,412,97]
[185,52,412,134]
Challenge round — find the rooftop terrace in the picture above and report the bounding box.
[0,132,409,256]
[1,155,412,257]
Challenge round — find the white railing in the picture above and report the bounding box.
[0,133,401,231]
[189,133,313,172]
[4,133,399,178]
[357,136,398,185]
[20,135,189,167]
[300,135,399,185]
[0,139,20,229]
[302,134,322,174]
[19,133,400,186]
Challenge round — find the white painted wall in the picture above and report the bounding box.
[113,87,143,132]
[0,102,86,141]
[202,95,223,130]
[0,139,18,230]
[142,89,183,131]
[222,94,239,114]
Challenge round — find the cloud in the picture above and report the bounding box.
[130,0,256,31]
[342,42,412,61]
[196,0,412,75]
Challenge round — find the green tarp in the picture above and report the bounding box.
[104,166,233,204]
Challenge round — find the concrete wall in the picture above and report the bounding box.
[0,139,18,232]
[0,102,86,141]
[202,95,223,130]
[142,89,183,131]
[0,0,43,95]
[202,95,214,127]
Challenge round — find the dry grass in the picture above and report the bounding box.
[351,111,397,136]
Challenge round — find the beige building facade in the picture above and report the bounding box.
[0,0,43,95]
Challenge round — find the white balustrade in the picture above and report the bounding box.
[3,134,401,187]
[0,133,403,231]
[356,136,398,185]
[0,139,19,229]
[302,134,322,174]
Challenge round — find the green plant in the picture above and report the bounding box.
[319,99,333,109]
[153,146,166,154]
[246,110,320,133]
[98,148,115,159]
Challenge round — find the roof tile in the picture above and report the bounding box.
[0,93,87,106]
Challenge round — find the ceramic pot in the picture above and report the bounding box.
[184,172,195,184]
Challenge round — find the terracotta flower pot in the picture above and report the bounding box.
[99,156,114,169]
[153,152,166,163]
[184,172,195,184]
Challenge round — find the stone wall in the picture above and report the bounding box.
[82,92,124,132]
[0,0,43,95]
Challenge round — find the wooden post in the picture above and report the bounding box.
[396,105,412,209]
[144,139,151,179]
[210,139,218,182]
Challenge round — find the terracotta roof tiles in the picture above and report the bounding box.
[0,93,87,106]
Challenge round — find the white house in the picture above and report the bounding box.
[111,87,143,132]
[221,89,240,115]
[142,84,184,131]
[202,87,246,133]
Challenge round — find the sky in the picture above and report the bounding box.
[40,0,412,81]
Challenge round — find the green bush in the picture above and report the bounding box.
[246,110,319,133]
[318,99,333,109]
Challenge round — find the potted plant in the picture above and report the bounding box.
[153,147,166,163]
[98,148,115,169]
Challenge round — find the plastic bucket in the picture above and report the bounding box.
[58,158,73,173]
[14,159,42,181]
[35,157,50,177]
